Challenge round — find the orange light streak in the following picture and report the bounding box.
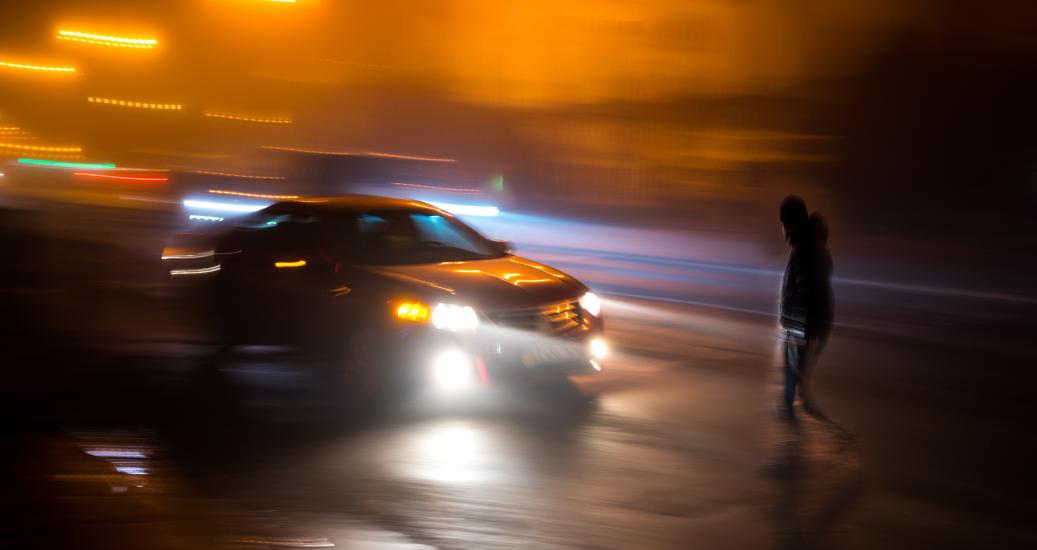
[205,112,292,124]
[261,146,455,163]
[0,142,81,152]
[89,97,182,110]
[193,169,285,180]
[74,172,168,183]
[57,30,157,49]
[364,151,456,163]
[0,60,76,73]
[208,189,299,200]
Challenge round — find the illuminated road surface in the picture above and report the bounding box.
[4,205,1035,548]
[14,294,1027,549]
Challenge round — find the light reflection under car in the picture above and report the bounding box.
[393,420,506,485]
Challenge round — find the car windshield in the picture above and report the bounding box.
[347,209,506,265]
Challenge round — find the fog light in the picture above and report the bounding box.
[589,337,608,360]
[431,348,473,391]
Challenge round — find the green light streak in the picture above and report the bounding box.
[18,158,116,170]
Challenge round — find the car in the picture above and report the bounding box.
[199,195,607,396]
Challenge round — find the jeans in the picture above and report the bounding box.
[783,329,828,418]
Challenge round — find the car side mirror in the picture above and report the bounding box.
[491,240,513,254]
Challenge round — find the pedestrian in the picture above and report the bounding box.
[799,213,835,420]
[777,196,835,423]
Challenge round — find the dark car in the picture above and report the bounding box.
[198,195,606,395]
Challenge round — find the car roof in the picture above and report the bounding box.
[267,195,444,215]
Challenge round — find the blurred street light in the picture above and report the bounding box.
[204,112,292,124]
[74,172,168,183]
[260,146,456,163]
[17,159,114,169]
[88,97,183,111]
[192,169,285,180]
[57,30,157,49]
[0,60,76,74]
[207,189,299,199]
[1,143,82,153]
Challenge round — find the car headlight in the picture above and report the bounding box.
[579,291,601,317]
[589,337,608,360]
[431,303,480,333]
[430,347,473,390]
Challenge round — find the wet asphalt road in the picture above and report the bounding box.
[16,293,1032,549]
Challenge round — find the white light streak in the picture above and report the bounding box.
[392,182,480,194]
[188,214,225,222]
[183,199,268,213]
[428,202,500,217]
[170,264,221,276]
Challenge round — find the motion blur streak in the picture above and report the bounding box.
[13,153,85,160]
[1,142,81,152]
[428,202,500,217]
[193,170,285,179]
[0,60,76,73]
[84,449,148,459]
[88,97,183,110]
[74,172,168,183]
[18,159,113,169]
[161,250,215,260]
[363,152,457,163]
[204,112,292,124]
[208,189,298,199]
[229,540,333,549]
[260,146,456,162]
[392,182,480,193]
[273,260,306,268]
[169,264,221,276]
[182,199,268,212]
[56,30,158,49]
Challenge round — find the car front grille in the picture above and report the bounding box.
[486,299,583,336]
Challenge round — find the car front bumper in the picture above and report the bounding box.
[388,322,607,392]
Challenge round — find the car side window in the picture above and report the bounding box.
[410,213,488,252]
[352,212,419,263]
[221,210,323,257]
[267,216,325,255]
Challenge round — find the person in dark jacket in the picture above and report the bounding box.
[778,196,834,422]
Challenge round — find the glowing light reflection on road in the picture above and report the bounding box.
[395,421,504,485]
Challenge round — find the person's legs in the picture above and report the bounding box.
[783,335,806,419]
[799,336,822,418]
[798,334,853,438]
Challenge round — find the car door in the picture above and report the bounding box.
[215,209,339,346]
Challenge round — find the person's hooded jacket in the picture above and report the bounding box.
[780,215,833,338]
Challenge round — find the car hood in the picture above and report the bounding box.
[362,255,588,309]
